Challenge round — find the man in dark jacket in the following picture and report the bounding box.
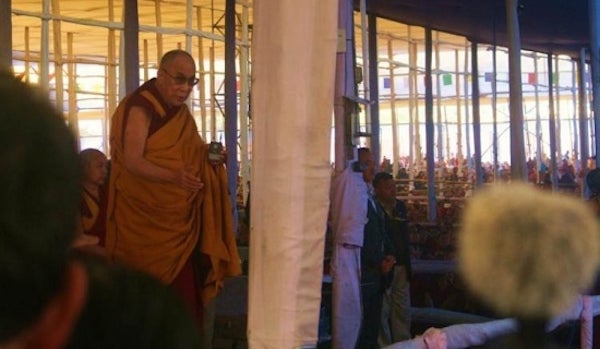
[373,172,412,345]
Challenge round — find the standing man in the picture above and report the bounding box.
[373,171,412,344]
[329,147,374,349]
[105,49,241,332]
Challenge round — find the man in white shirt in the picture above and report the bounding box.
[330,147,375,349]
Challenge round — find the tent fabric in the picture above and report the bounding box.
[247,0,338,348]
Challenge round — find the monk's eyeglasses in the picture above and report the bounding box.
[161,69,199,87]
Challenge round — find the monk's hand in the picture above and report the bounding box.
[178,167,204,191]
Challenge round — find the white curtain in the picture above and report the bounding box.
[247,1,338,348]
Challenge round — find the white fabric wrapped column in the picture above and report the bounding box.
[247,1,338,348]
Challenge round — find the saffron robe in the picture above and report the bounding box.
[80,186,107,246]
[105,79,241,304]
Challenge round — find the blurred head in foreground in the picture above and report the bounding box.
[458,182,600,321]
[0,70,200,349]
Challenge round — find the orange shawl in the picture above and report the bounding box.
[106,87,240,302]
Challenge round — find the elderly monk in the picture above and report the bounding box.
[105,49,241,327]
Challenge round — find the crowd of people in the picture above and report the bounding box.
[4,47,600,349]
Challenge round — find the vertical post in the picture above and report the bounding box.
[435,32,444,164]
[123,0,140,94]
[548,53,559,191]
[197,6,208,139]
[534,53,543,181]
[209,47,216,138]
[334,0,356,171]
[454,49,463,164]
[555,55,563,159]
[572,60,580,172]
[224,0,238,233]
[67,32,80,150]
[106,0,117,154]
[579,48,590,195]
[471,41,483,188]
[51,0,64,113]
[590,0,600,166]
[425,28,437,222]
[239,3,250,204]
[388,39,399,176]
[408,29,417,171]
[506,0,528,181]
[155,0,163,61]
[0,0,12,70]
[368,14,380,166]
[143,39,149,81]
[24,27,30,81]
[40,0,50,91]
[464,40,472,176]
[492,45,499,180]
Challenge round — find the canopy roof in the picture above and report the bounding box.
[365,0,590,58]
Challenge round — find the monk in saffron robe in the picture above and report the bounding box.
[105,49,241,327]
[78,148,108,248]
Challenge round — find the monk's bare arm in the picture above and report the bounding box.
[122,106,204,191]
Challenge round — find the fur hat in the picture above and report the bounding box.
[458,183,600,320]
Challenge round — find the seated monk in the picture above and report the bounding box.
[74,148,108,255]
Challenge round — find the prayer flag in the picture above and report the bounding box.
[443,74,453,86]
[528,73,536,84]
[484,72,494,82]
[383,77,390,89]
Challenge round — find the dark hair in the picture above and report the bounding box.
[79,148,106,168]
[373,171,394,187]
[587,168,600,195]
[66,253,201,349]
[0,70,81,340]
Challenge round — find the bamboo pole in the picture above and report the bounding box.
[534,53,543,181]
[388,39,399,176]
[435,32,444,164]
[210,46,216,139]
[24,27,30,81]
[155,0,163,60]
[579,48,590,195]
[491,43,499,179]
[425,27,437,222]
[40,0,50,91]
[67,32,80,150]
[555,55,562,159]
[106,0,117,155]
[548,53,559,191]
[408,25,416,172]
[239,3,250,202]
[197,6,207,139]
[454,49,463,164]
[51,0,64,114]
[471,41,483,188]
[464,40,472,175]
[571,60,580,169]
[410,39,421,170]
[143,39,149,81]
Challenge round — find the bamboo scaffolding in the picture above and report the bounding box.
[67,32,80,149]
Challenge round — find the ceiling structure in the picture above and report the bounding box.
[10,0,592,72]
[363,0,590,59]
